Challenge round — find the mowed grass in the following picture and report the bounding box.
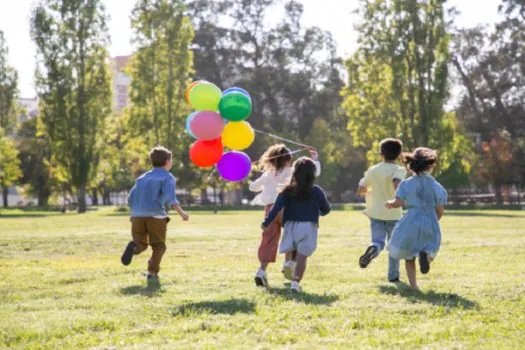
[0,208,524,349]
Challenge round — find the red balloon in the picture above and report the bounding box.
[189,138,223,168]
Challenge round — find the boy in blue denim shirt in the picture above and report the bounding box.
[121,146,189,285]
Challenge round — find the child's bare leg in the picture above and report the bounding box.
[405,259,419,290]
[285,251,297,262]
[260,261,270,270]
[293,254,308,282]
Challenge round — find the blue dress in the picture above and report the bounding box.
[387,174,448,260]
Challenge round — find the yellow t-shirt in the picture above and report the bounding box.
[359,162,407,221]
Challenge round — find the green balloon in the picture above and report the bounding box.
[219,92,252,121]
[189,82,222,111]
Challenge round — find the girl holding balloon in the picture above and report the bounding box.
[251,144,321,287]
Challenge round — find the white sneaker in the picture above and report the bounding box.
[290,281,301,293]
[254,269,268,287]
[282,261,296,281]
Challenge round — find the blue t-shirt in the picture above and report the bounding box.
[263,185,331,227]
[128,168,179,218]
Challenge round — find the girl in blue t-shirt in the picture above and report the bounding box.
[385,148,448,290]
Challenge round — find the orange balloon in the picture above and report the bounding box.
[185,81,204,104]
[189,138,223,168]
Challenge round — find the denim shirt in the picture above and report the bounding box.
[128,168,179,218]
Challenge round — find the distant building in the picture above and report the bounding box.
[17,97,38,123]
[111,55,132,113]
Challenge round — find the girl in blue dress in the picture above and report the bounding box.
[385,148,447,290]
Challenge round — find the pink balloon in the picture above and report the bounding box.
[189,111,225,141]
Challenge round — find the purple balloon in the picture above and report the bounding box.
[217,151,252,182]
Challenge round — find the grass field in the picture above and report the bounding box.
[1,208,524,349]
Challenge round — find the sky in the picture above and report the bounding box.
[0,0,503,98]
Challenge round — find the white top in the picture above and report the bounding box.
[249,160,322,205]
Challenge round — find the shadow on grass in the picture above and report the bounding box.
[378,283,478,309]
[446,212,523,218]
[120,284,165,297]
[266,286,339,305]
[172,298,256,316]
[0,214,54,218]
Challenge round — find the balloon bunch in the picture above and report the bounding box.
[185,81,255,182]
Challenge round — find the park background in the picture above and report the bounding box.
[0,1,524,349]
[0,0,523,212]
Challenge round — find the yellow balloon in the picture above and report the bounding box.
[222,121,255,151]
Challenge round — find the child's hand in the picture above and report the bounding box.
[308,148,319,161]
[385,200,395,209]
[180,211,190,221]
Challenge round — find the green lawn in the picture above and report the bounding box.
[1,208,524,349]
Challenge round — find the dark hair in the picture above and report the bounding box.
[259,144,293,173]
[150,146,172,167]
[380,138,403,161]
[283,157,317,199]
[402,147,437,174]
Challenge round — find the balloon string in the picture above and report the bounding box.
[253,128,315,149]
[251,147,311,165]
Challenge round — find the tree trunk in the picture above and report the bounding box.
[91,189,99,206]
[2,188,8,208]
[494,182,503,205]
[78,184,87,213]
[219,188,224,207]
[37,192,49,207]
[213,184,217,214]
[103,189,111,205]
[200,189,209,205]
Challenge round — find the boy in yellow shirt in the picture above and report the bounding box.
[357,139,406,282]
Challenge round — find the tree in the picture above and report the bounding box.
[0,30,21,207]
[187,1,354,197]
[128,0,195,187]
[17,118,53,207]
[474,130,515,204]
[0,30,18,135]
[343,0,471,178]
[0,131,22,207]
[31,0,112,213]
[91,111,149,205]
[451,1,525,199]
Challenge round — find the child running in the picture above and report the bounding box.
[121,146,189,286]
[250,144,321,287]
[357,138,406,282]
[262,157,331,292]
[385,147,447,290]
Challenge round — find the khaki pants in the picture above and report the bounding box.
[131,218,168,274]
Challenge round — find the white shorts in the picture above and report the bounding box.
[279,221,318,257]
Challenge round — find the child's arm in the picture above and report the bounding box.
[127,185,136,207]
[392,166,407,190]
[173,204,189,221]
[316,187,331,216]
[262,194,285,228]
[392,178,402,190]
[249,172,267,193]
[386,178,407,209]
[308,149,322,177]
[163,176,189,221]
[385,197,405,209]
[435,205,444,220]
[356,177,367,197]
